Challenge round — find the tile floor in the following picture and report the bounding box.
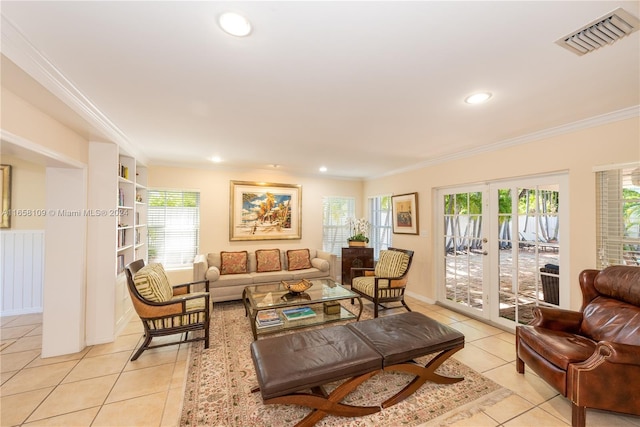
[2,297,640,426]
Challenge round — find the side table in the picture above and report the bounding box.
[341,247,374,286]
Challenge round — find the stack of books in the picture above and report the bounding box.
[256,309,283,329]
[282,306,317,321]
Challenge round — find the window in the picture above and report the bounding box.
[596,164,640,267]
[368,195,392,259]
[148,189,200,268]
[322,197,355,256]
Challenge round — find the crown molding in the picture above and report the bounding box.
[368,105,640,181]
[0,15,145,162]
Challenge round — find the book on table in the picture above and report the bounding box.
[256,309,283,328]
[282,306,317,321]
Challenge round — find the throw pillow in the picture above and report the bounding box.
[133,263,173,302]
[256,249,281,272]
[375,250,410,278]
[220,251,248,275]
[287,249,312,271]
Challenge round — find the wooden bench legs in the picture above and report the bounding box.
[382,346,464,408]
[260,370,382,427]
[254,345,464,426]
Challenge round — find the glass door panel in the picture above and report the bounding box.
[494,183,561,327]
[443,190,486,314]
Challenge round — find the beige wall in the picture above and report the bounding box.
[0,155,46,229]
[1,88,88,164]
[148,166,364,281]
[364,117,640,310]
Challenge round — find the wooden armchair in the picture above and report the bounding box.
[516,266,640,426]
[350,248,414,317]
[125,260,210,361]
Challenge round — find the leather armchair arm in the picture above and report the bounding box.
[567,340,640,414]
[591,341,640,365]
[530,306,583,333]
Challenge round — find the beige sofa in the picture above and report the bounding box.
[193,248,337,302]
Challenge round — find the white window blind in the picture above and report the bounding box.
[148,190,200,268]
[368,195,392,259]
[322,197,355,256]
[596,166,640,268]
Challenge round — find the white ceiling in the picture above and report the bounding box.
[1,1,639,179]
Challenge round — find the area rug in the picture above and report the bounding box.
[180,301,511,426]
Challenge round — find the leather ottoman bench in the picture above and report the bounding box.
[250,311,465,426]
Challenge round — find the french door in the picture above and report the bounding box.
[437,174,567,329]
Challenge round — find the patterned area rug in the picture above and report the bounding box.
[180,301,511,426]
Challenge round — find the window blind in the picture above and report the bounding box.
[596,166,640,267]
[368,195,392,259]
[148,190,200,268]
[322,197,355,256]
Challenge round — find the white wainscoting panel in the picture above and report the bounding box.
[1,230,45,316]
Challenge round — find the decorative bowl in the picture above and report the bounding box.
[282,279,313,294]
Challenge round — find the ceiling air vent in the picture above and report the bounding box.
[556,7,640,56]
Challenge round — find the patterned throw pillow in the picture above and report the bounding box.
[375,250,410,278]
[133,263,173,302]
[256,249,281,272]
[287,249,312,271]
[220,251,248,275]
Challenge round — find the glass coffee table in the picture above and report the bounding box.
[242,278,363,339]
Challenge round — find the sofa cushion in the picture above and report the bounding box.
[133,263,173,302]
[220,251,248,275]
[287,249,312,271]
[251,271,294,284]
[375,250,409,278]
[256,249,282,272]
[215,273,254,287]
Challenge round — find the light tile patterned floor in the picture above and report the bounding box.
[2,298,639,426]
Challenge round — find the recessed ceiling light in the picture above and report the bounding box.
[465,92,492,104]
[211,156,222,163]
[218,12,252,37]
[319,166,328,173]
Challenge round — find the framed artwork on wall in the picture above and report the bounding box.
[1,165,11,228]
[229,181,302,241]
[392,192,418,235]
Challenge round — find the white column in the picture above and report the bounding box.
[42,167,87,357]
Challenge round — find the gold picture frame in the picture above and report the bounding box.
[391,192,419,235]
[229,181,302,241]
[1,165,11,228]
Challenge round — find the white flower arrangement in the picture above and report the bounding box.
[347,217,371,242]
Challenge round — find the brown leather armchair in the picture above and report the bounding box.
[516,266,640,427]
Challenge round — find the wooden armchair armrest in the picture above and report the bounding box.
[137,292,210,321]
[172,279,210,295]
[530,306,583,332]
[350,267,374,279]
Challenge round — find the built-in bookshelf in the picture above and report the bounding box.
[87,142,148,345]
